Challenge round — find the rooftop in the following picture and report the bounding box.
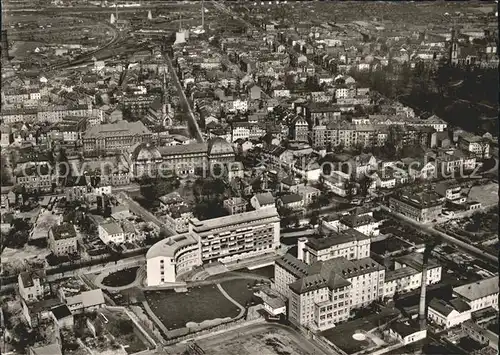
[85,120,151,139]
[306,228,370,251]
[50,223,77,240]
[453,276,499,302]
[395,252,440,272]
[51,304,72,320]
[146,233,198,259]
[190,207,280,233]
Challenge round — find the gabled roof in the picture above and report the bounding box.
[254,192,275,206]
[51,304,72,320]
[453,276,499,302]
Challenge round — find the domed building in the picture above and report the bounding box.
[129,143,163,178]
[208,137,235,165]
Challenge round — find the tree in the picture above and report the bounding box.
[357,175,373,203]
[309,210,320,226]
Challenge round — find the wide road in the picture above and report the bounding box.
[163,52,204,142]
[379,205,498,268]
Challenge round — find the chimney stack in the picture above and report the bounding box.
[418,243,435,331]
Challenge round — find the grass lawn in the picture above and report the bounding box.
[102,267,139,287]
[145,285,240,330]
[99,308,149,353]
[220,279,263,308]
[242,265,275,279]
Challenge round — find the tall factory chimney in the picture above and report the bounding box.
[201,0,205,29]
[1,30,8,60]
[418,242,438,331]
[115,0,119,22]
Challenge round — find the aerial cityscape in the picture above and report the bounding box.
[0,1,498,355]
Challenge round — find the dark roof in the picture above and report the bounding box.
[306,228,370,251]
[395,253,440,272]
[280,194,303,205]
[51,223,77,240]
[390,321,420,338]
[275,253,308,278]
[20,270,45,288]
[340,214,376,228]
[254,192,275,206]
[51,304,72,320]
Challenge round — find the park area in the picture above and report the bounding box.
[102,267,140,287]
[438,205,498,244]
[144,285,240,331]
[99,308,151,354]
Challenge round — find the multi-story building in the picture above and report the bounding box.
[278,254,385,331]
[18,270,48,302]
[383,252,442,298]
[163,206,194,234]
[223,197,247,215]
[453,276,499,312]
[83,121,152,155]
[458,134,490,158]
[435,182,466,204]
[15,166,54,192]
[129,138,235,177]
[98,221,125,244]
[428,298,472,329]
[146,207,281,285]
[296,229,371,265]
[189,207,281,264]
[146,233,202,285]
[389,191,444,223]
[48,223,78,256]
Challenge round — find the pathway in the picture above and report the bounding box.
[94,265,146,291]
[379,205,498,266]
[216,283,245,319]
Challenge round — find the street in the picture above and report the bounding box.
[379,205,498,268]
[163,51,204,142]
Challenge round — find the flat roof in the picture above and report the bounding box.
[189,207,280,233]
[385,267,420,282]
[146,233,198,259]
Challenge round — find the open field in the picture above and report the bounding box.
[102,267,139,287]
[468,183,498,207]
[219,279,263,308]
[191,324,329,355]
[145,286,239,330]
[30,209,62,240]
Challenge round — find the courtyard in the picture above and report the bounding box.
[102,267,140,288]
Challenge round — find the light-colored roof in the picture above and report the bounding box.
[30,343,62,355]
[453,276,499,302]
[190,207,280,233]
[146,233,198,259]
[100,222,123,235]
[85,120,150,139]
[82,289,105,308]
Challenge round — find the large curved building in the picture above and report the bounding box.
[146,207,281,286]
[146,233,201,285]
